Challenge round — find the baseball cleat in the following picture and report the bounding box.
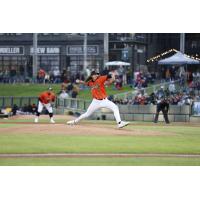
[67,120,76,125]
[118,121,129,128]
[50,118,55,123]
[34,118,39,123]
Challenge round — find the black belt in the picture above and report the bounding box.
[95,98,106,100]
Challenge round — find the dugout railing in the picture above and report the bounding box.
[0,96,38,108]
[0,96,91,113]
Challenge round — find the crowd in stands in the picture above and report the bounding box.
[111,80,200,106]
[109,66,200,106]
[1,65,200,116]
[58,82,79,100]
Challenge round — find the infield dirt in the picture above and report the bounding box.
[0,115,177,136]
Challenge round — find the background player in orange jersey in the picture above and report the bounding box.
[67,71,129,128]
[34,87,56,123]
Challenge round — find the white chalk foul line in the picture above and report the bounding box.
[1,153,200,158]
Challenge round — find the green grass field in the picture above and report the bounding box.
[0,119,200,166]
[0,83,133,99]
[0,126,200,154]
[0,83,199,166]
[1,157,200,166]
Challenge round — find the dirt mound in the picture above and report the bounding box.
[0,115,177,136]
[0,123,171,136]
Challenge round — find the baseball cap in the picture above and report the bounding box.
[90,71,99,76]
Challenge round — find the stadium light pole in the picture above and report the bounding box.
[83,33,87,71]
[180,33,185,53]
[104,33,109,69]
[180,33,187,81]
[33,33,38,80]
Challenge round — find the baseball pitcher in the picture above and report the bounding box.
[67,71,129,128]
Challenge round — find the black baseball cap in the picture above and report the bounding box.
[90,71,99,76]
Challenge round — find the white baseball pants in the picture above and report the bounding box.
[75,98,121,123]
[37,101,53,113]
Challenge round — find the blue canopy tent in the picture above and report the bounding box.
[158,51,200,65]
[158,51,200,81]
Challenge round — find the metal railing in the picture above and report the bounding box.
[0,96,198,119]
[0,96,91,111]
[0,96,38,108]
[56,98,91,111]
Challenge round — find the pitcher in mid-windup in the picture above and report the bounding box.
[67,71,129,129]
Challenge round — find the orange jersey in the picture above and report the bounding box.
[87,75,109,99]
[39,91,56,104]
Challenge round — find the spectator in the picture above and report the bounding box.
[117,66,125,85]
[59,90,69,99]
[38,68,46,83]
[49,71,55,83]
[2,106,12,115]
[10,67,17,83]
[126,67,132,85]
[0,70,3,82]
[156,86,165,99]
[61,82,67,91]
[61,69,68,83]
[115,75,122,90]
[67,83,74,95]
[22,104,29,113]
[170,66,176,81]
[32,103,37,114]
[71,88,78,98]
[12,104,18,115]
[165,68,171,82]
[52,67,61,83]
[27,104,33,113]
[72,84,79,98]
[168,81,176,94]
[44,72,50,84]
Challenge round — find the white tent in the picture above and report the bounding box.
[105,61,131,66]
[158,51,200,65]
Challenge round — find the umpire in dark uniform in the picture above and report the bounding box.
[154,96,170,124]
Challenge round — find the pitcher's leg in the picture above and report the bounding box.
[103,99,129,128]
[103,99,121,123]
[75,101,100,123]
[67,100,100,124]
